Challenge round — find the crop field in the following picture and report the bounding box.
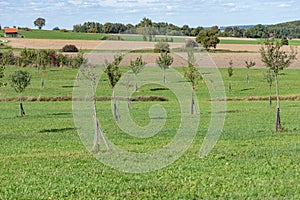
[0,64,299,199]
[2,30,300,46]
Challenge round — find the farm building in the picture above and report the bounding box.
[4,28,20,37]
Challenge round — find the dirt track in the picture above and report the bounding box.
[6,38,300,68]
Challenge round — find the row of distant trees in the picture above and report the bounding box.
[219,23,300,39]
[72,18,205,36]
[71,18,300,39]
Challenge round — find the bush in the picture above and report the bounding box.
[87,28,99,33]
[185,39,199,48]
[53,27,60,31]
[59,29,69,33]
[20,27,32,31]
[101,35,123,40]
[154,42,170,53]
[61,44,79,52]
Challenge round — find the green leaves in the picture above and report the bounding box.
[130,56,146,75]
[184,50,202,90]
[104,55,123,89]
[260,40,297,74]
[156,52,173,70]
[196,29,220,49]
[9,70,31,94]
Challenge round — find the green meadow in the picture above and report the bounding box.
[0,65,299,199]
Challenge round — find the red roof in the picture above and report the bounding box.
[4,28,18,33]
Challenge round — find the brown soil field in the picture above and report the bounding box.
[6,38,300,68]
[7,38,184,50]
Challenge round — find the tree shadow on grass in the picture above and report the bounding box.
[241,88,255,92]
[62,85,79,88]
[150,88,169,91]
[47,112,72,116]
[39,127,76,133]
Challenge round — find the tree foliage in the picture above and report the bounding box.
[105,55,123,89]
[130,56,145,75]
[154,41,170,53]
[281,36,289,45]
[9,70,31,94]
[156,52,173,83]
[196,29,220,49]
[184,50,201,90]
[260,40,297,73]
[34,17,46,29]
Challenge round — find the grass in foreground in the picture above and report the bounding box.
[0,65,299,199]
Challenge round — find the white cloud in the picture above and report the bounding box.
[278,3,292,8]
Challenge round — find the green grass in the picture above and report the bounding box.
[1,29,186,42]
[219,39,263,45]
[0,65,300,199]
[220,38,300,46]
[18,30,107,40]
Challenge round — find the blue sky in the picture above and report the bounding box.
[0,0,299,29]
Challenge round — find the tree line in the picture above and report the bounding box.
[71,18,300,39]
[220,21,300,39]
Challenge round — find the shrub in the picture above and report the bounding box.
[101,35,123,40]
[154,42,170,53]
[87,28,99,33]
[59,29,69,32]
[53,27,60,31]
[61,44,79,52]
[20,27,32,31]
[185,39,199,48]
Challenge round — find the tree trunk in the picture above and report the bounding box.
[92,107,100,153]
[92,84,109,153]
[228,82,232,93]
[163,69,166,84]
[113,89,119,121]
[41,77,44,89]
[274,74,282,132]
[19,98,25,117]
[269,85,272,108]
[191,89,196,114]
[246,73,249,84]
[135,82,138,92]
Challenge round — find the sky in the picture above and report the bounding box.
[0,0,299,30]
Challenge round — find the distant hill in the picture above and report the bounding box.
[219,20,300,38]
[267,20,300,38]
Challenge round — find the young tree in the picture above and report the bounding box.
[36,50,49,88]
[129,56,146,91]
[34,17,46,29]
[245,60,256,83]
[184,49,202,114]
[104,55,123,121]
[9,70,31,117]
[260,40,297,132]
[156,52,173,83]
[228,60,234,93]
[80,64,109,153]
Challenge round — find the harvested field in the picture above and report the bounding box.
[6,38,184,50]
[6,38,300,68]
